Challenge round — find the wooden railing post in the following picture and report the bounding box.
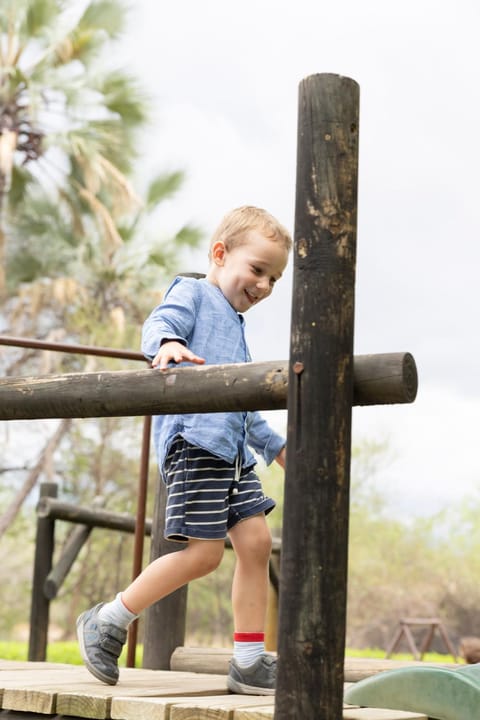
[275,73,360,719]
[142,474,188,670]
[28,482,58,661]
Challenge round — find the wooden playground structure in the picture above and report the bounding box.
[0,74,431,719]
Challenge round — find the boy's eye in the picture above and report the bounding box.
[252,266,262,274]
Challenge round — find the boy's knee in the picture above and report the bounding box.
[201,550,224,574]
[189,541,224,575]
[235,519,272,563]
[256,527,273,559]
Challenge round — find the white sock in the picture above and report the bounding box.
[233,639,265,667]
[97,592,138,630]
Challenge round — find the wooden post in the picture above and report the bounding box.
[29,482,57,661]
[275,74,360,719]
[142,474,188,670]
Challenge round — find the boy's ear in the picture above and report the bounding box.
[211,240,226,266]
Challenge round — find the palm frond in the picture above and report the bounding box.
[95,70,149,127]
[6,187,80,286]
[174,224,204,248]
[146,172,185,208]
[52,27,104,66]
[25,0,62,39]
[7,164,34,208]
[77,185,123,252]
[77,0,126,39]
[59,121,135,167]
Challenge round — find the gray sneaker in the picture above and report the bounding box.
[76,603,127,685]
[227,653,276,695]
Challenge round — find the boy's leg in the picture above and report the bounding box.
[227,513,276,695]
[122,538,224,613]
[229,513,271,632]
[77,538,224,684]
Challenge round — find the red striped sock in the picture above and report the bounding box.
[234,632,265,642]
[233,632,265,667]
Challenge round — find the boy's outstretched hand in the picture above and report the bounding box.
[152,341,206,370]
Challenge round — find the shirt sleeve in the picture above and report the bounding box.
[245,411,286,466]
[141,277,199,360]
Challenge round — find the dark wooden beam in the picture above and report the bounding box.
[0,352,416,420]
[28,483,57,661]
[275,73,360,720]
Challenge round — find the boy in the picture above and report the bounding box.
[77,206,292,695]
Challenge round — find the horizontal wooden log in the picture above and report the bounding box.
[36,499,153,534]
[36,498,282,553]
[0,353,417,420]
[169,646,456,680]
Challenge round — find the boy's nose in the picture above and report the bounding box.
[256,277,270,292]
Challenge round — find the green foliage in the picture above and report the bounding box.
[78,0,126,39]
[0,640,459,666]
[346,438,480,654]
[0,640,142,666]
[25,0,59,37]
[146,172,186,207]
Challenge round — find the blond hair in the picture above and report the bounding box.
[209,206,292,258]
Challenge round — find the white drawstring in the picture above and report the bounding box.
[231,453,241,495]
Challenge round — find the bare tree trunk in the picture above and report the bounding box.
[0,418,72,539]
[0,190,6,299]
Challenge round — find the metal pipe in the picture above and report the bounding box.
[126,415,152,668]
[0,334,146,362]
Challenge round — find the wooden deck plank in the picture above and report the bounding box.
[231,698,431,720]
[56,669,229,719]
[111,694,274,720]
[170,695,274,720]
[2,687,58,714]
[0,666,95,713]
[233,707,274,720]
[111,695,199,720]
[0,659,443,720]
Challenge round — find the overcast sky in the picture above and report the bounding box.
[117,0,480,518]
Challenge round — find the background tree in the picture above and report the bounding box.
[0,0,148,297]
[0,0,203,625]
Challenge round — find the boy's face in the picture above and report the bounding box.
[209,230,289,313]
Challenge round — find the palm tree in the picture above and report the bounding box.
[0,0,204,544]
[0,0,149,298]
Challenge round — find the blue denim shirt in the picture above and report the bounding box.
[141,276,285,471]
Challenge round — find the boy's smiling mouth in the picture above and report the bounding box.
[244,289,258,304]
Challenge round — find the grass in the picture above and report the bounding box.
[0,641,143,666]
[0,642,459,666]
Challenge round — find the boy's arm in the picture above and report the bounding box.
[141,278,199,361]
[246,411,286,466]
[275,445,286,469]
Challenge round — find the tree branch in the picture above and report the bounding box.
[0,418,72,540]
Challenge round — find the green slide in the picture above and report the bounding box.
[344,663,480,720]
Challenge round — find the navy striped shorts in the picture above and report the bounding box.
[162,436,276,542]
